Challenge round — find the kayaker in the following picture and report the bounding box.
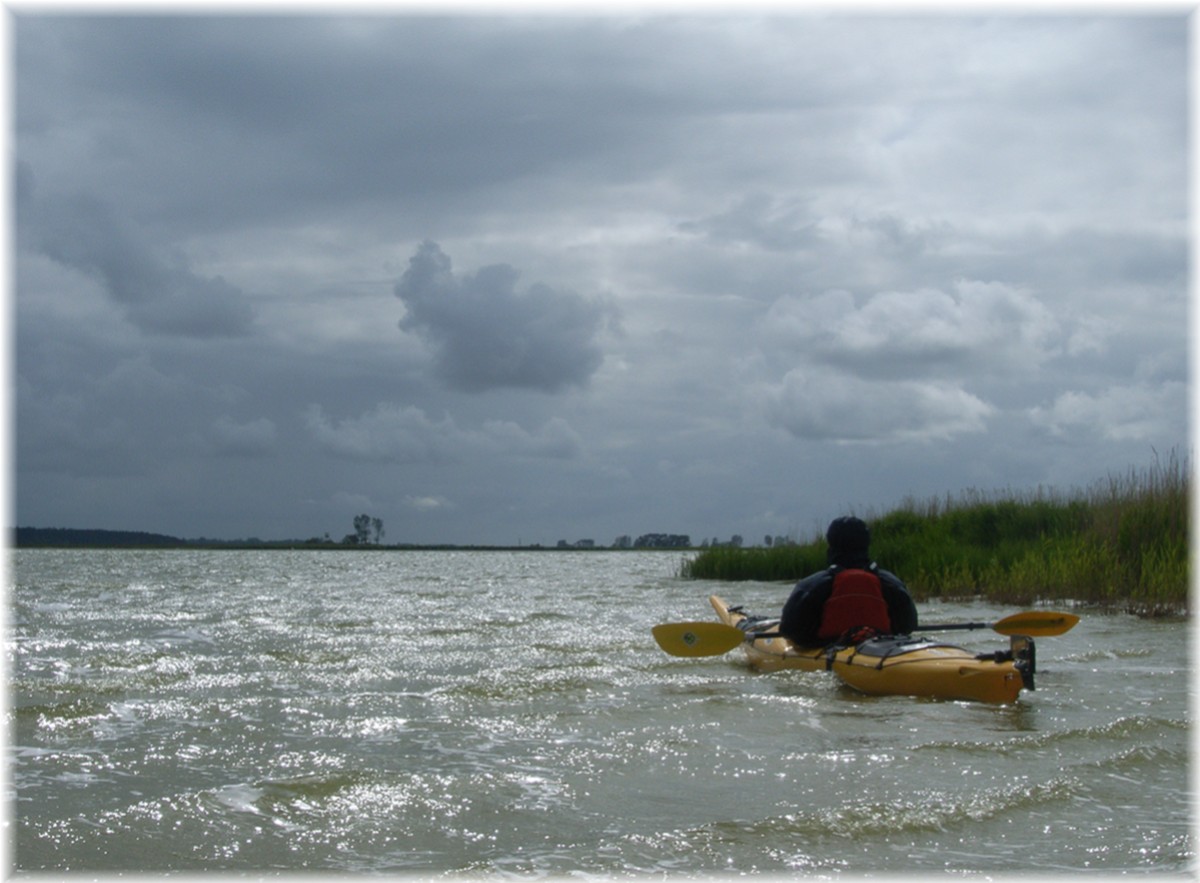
[779,516,918,646]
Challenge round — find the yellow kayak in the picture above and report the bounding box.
[709,595,1034,704]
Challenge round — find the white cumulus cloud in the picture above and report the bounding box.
[764,367,995,444]
[1030,382,1187,442]
[762,279,1059,378]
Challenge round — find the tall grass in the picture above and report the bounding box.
[682,452,1190,615]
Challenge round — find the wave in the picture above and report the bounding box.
[911,713,1187,756]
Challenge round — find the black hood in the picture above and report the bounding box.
[826,516,871,567]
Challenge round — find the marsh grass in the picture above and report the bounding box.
[682,453,1190,615]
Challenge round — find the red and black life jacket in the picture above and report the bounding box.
[815,566,892,642]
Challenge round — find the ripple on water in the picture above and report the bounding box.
[10,550,1192,874]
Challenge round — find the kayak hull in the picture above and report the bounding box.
[709,595,1030,704]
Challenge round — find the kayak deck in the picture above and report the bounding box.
[709,595,1033,704]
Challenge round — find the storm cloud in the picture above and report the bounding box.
[395,241,611,393]
[26,189,256,338]
[12,13,1189,545]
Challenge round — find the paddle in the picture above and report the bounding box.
[914,610,1080,638]
[651,622,745,657]
[652,609,1079,657]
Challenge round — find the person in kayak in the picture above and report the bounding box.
[779,516,918,646]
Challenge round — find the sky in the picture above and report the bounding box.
[11,7,1192,546]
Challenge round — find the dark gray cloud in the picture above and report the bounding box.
[395,241,611,393]
[24,189,256,338]
[304,401,582,464]
[11,13,1189,544]
[209,416,278,458]
[14,17,691,235]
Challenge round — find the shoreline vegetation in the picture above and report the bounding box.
[12,455,1189,616]
[683,454,1190,617]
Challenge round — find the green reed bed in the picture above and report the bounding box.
[682,454,1190,615]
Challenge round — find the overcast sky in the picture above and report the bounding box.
[12,9,1191,546]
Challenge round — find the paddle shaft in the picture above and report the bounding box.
[914,621,995,633]
[745,610,1078,640]
[746,624,1011,639]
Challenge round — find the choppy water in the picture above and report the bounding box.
[8,549,1193,875]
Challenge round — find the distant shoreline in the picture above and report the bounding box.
[9,527,688,552]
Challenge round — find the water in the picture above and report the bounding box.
[8,549,1193,875]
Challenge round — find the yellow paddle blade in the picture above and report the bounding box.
[991,610,1080,637]
[652,621,745,657]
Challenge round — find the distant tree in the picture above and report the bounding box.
[613,535,632,549]
[764,535,774,547]
[353,514,372,545]
[730,535,743,548]
[346,514,387,545]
